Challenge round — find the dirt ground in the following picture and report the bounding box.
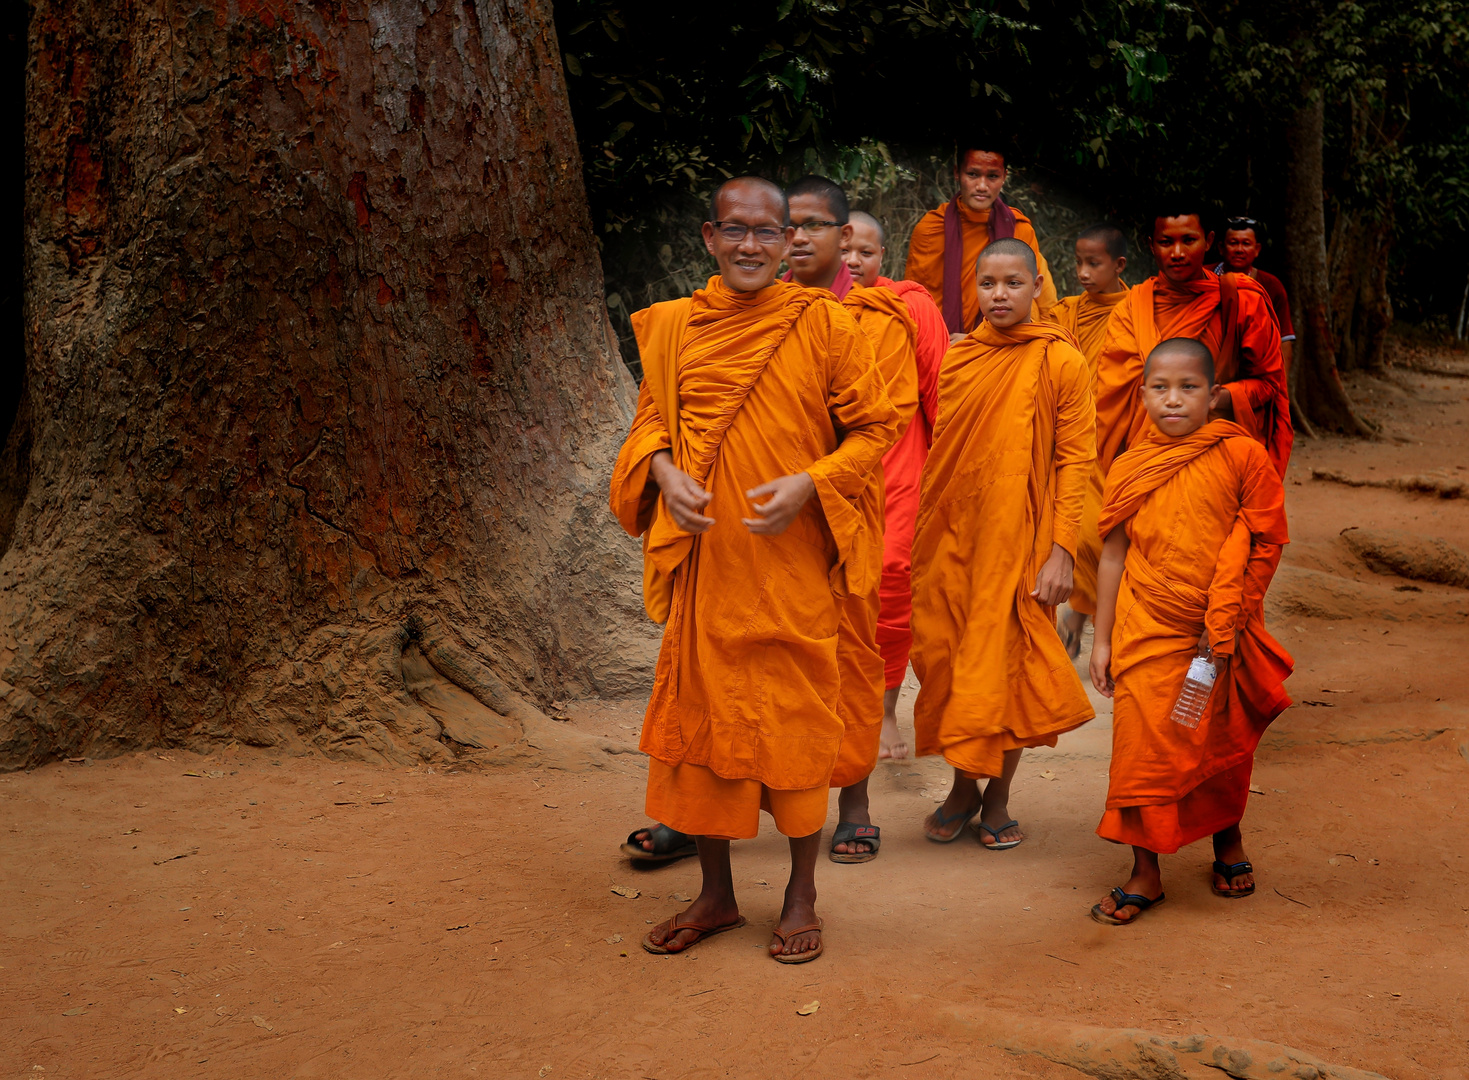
[3,359,1468,1080]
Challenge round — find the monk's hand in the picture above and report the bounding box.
[949,331,968,345]
[1030,544,1074,607]
[1089,642,1114,698]
[650,451,715,533]
[743,472,816,536]
[1210,383,1235,419]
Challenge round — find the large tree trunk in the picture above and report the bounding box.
[1327,210,1394,372]
[1,0,658,769]
[1282,93,1375,436]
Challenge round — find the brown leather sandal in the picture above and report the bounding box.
[640,913,746,955]
[769,918,824,964]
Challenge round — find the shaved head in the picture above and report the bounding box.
[784,174,849,223]
[708,176,788,226]
[977,237,1037,277]
[848,210,885,246]
[1144,337,1216,385]
[1078,223,1128,260]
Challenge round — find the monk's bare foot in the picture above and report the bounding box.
[646,891,741,953]
[769,890,822,959]
[924,776,981,841]
[878,715,909,760]
[1093,868,1163,923]
[1212,825,1255,896]
[833,782,875,857]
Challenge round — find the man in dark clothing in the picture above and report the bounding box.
[1212,216,1295,375]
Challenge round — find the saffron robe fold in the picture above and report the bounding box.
[874,276,946,689]
[609,276,900,826]
[910,320,1097,778]
[1095,421,1293,854]
[905,201,1057,330]
[1093,274,1293,480]
[829,284,920,787]
[1048,288,1130,615]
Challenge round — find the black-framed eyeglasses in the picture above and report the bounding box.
[792,219,843,235]
[1225,216,1259,230]
[712,221,788,244]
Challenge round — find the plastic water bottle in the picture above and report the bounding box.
[1168,646,1218,729]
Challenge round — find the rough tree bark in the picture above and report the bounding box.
[1328,211,1394,373]
[0,0,659,769]
[1283,92,1375,436]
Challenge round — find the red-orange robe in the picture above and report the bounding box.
[874,276,946,688]
[1048,288,1130,615]
[609,276,900,839]
[1094,274,1292,480]
[829,284,920,788]
[905,202,1057,330]
[910,321,1096,778]
[1095,420,1293,854]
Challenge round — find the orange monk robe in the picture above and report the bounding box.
[874,277,946,688]
[1047,288,1130,616]
[905,202,1058,329]
[609,276,901,839]
[910,321,1096,778]
[1094,274,1293,481]
[828,283,920,789]
[1095,421,1293,854]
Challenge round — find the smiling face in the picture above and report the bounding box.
[702,180,792,293]
[1222,228,1261,273]
[955,150,1007,213]
[1141,349,1216,437]
[1074,236,1126,295]
[785,193,851,290]
[1150,215,1214,285]
[842,218,885,287]
[975,252,1039,329]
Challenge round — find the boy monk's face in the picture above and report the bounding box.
[1074,236,1126,294]
[976,253,1039,329]
[955,150,1006,213]
[1142,350,1217,438]
[842,219,884,287]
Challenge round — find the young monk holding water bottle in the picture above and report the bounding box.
[1087,337,1293,925]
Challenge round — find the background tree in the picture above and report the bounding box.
[0,0,655,768]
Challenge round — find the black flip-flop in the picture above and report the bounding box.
[973,818,1024,850]
[1091,887,1165,925]
[828,822,880,864]
[1211,859,1256,898]
[620,823,696,863]
[924,802,982,843]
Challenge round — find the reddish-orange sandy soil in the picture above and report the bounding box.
[2,361,1467,1078]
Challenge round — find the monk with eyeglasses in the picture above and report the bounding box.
[610,176,900,962]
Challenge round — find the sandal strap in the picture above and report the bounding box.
[1213,860,1254,878]
[771,921,823,943]
[1110,887,1160,911]
[664,913,739,936]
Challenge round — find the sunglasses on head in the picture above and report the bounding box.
[1226,217,1259,230]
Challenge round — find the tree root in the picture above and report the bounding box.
[961,1012,1388,1080]
[1309,467,1465,499]
[1340,527,1469,588]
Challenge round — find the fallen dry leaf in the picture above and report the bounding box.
[62,1007,85,1016]
[1249,784,1266,794]
[668,892,692,903]
[604,933,623,944]
[174,1007,187,1014]
[610,885,640,899]
[797,1000,820,1016]
[539,1066,552,1077]
[543,803,558,809]
[754,879,769,886]
[1039,770,1056,781]
[252,1015,274,1031]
